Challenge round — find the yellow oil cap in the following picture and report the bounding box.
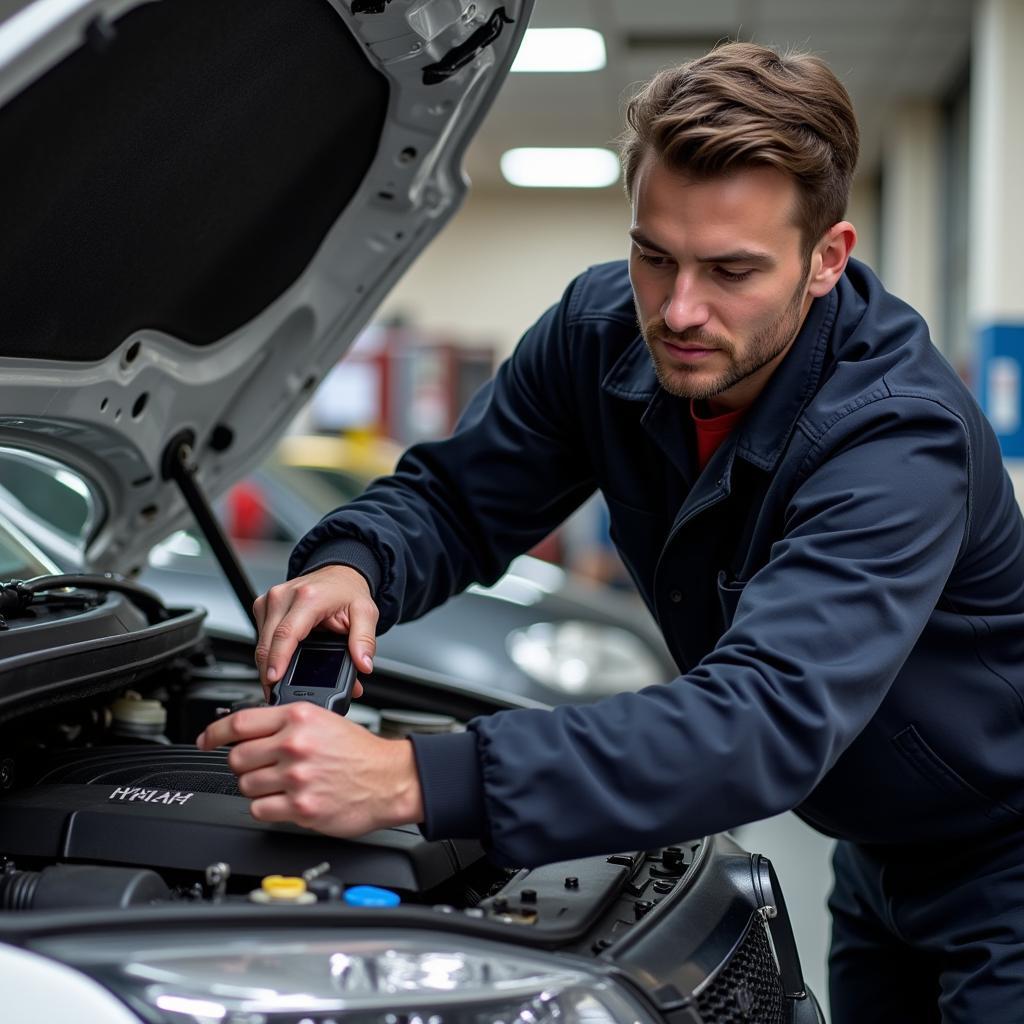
[261,875,307,900]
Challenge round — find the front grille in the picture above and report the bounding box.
[695,914,786,1024]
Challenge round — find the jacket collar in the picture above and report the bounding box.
[734,286,836,471]
[600,332,660,402]
[601,285,838,473]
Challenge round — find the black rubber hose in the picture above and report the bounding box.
[0,869,40,910]
[7,573,170,624]
[0,865,170,909]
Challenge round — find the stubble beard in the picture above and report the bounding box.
[639,276,809,402]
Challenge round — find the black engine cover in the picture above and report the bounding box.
[0,745,482,893]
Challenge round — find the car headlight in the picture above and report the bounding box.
[35,929,658,1024]
[507,621,666,696]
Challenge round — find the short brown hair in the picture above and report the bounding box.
[620,42,859,254]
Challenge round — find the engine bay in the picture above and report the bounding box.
[0,580,703,943]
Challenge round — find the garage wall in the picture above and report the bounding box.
[376,187,631,359]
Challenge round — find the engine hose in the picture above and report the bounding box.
[0,864,170,909]
[0,869,40,910]
[3,573,170,624]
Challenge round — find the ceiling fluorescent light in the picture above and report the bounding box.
[510,28,606,73]
[500,148,620,189]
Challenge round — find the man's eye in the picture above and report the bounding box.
[635,249,672,268]
[715,267,754,282]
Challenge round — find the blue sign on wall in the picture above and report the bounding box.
[977,324,1024,458]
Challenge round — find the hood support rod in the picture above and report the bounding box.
[163,432,259,634]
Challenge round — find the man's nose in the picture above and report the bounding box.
[662,274,710,334]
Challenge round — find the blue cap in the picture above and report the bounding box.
[343,885,401,908]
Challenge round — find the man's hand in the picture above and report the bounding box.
[196,704,424,836]
[254,565,378,695]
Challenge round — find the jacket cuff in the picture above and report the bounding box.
[409,730,488,841]
[288,538,383,597]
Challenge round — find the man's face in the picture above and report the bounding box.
[629,153,815,411]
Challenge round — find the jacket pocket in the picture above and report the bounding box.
[893,724,1020,823]
[716,570,747,630]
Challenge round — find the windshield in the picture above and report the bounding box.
[0,449,101,569]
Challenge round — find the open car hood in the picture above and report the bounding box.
[0,0,530,574]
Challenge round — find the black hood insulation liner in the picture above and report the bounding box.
[0,0,390,361]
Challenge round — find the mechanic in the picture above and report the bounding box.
[197,42,1024,1022]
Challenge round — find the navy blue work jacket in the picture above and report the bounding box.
[291,259,1024,867]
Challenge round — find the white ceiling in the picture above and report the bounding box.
[465,0,973,190]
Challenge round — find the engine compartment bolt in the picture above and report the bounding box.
[302,861,331,882]
[205,862,230,902]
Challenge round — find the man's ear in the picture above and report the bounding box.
[807,221,857,297]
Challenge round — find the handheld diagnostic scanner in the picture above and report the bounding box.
[269,634,357,715]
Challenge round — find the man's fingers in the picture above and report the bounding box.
[249,791,323,829]
[236,765,286,800]
[226,734,280,775]
[347,597,379,674]
[249,794,294,824]
[264,594,326,684]
[196,706,287,750]
[253,592,267,632]
[253,566,381,684]
[254,583,295,677]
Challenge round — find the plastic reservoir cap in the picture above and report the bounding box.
[110,693,167,726]
[344,885,401,908]
[261,875,307,899]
